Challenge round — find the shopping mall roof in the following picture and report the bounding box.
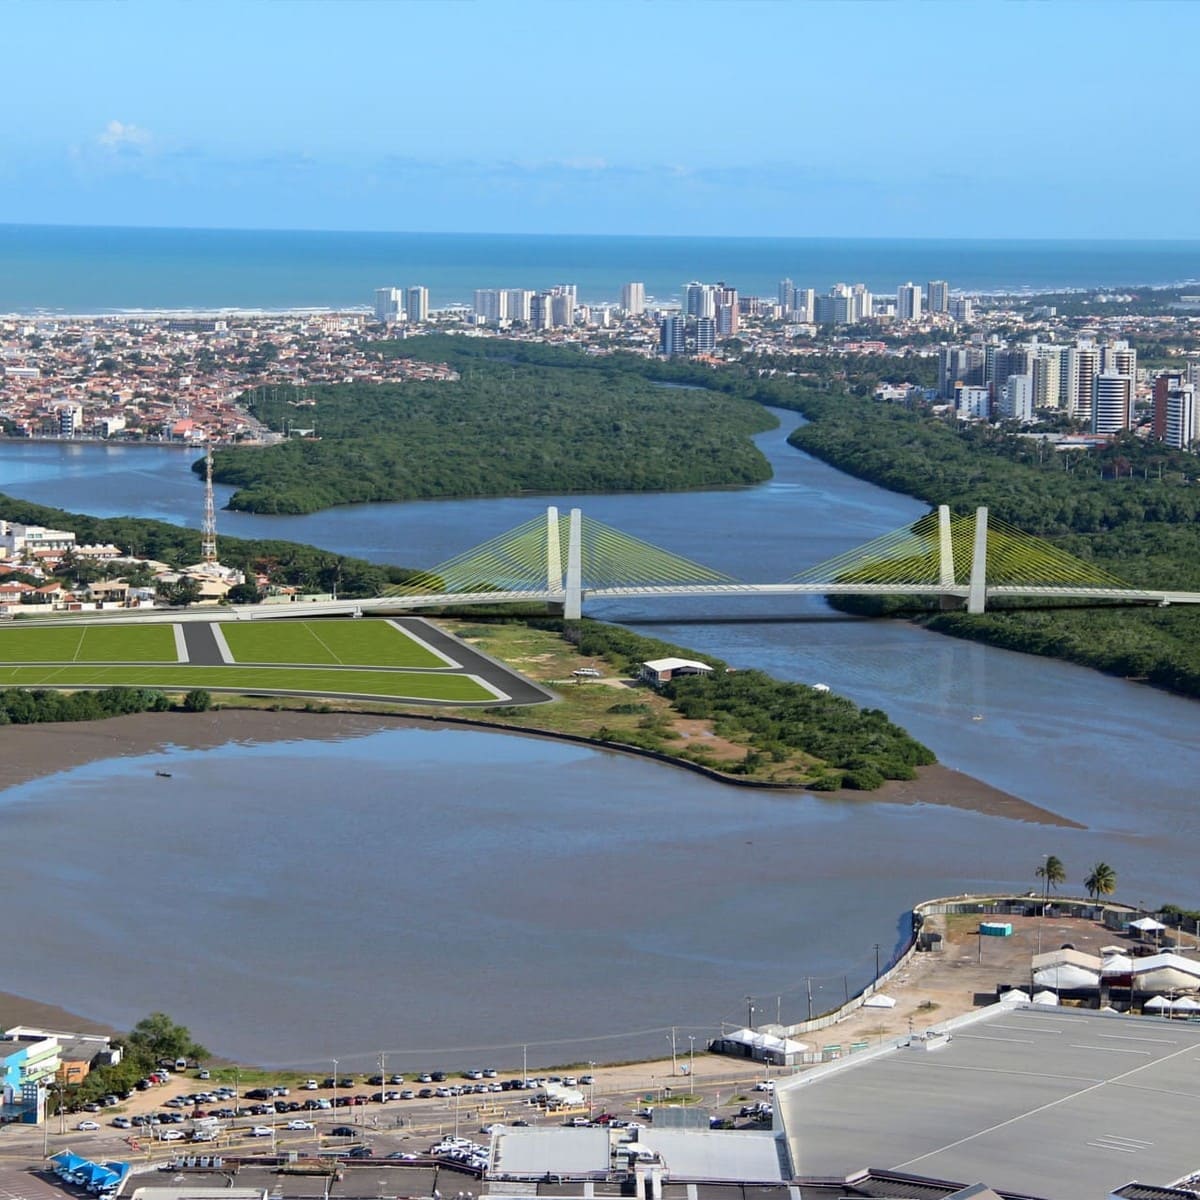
[776,1006,1200,1200]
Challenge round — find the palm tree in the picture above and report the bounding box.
[1035,855,1066,911]
[1084,862,1117,901]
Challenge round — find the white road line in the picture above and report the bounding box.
[210,624,234,664]
[1097,1033,1176,1044]
[468,673,509,702]
[1069,1044,1151,1054]
[955,1034,1036,1045]
[897,1029,1200,1170]
[388,618,459,667]
[173,623,188,662]
[303,621,343,665]
[1087,1141,1138,1153]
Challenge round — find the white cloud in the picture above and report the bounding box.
[97,120,152,151]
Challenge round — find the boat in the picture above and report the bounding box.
[155,770,173,778]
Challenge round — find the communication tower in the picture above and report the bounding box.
[201,443,218,564]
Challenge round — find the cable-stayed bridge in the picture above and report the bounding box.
[278,504,1200,621]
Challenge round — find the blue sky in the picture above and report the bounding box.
[4,0,1198,238]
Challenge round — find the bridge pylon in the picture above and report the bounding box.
[564,508,583,619]
[968,506,989,614]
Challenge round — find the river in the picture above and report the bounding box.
[0,414,1196,1068]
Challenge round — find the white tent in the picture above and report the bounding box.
[1131,917,1167,932]
[1170,995,1200,1012]
[1143,995,1170,1010]
[1132,954,1200,994]
[1100,953,1134,976]
[999,989,1030,1005]
[1032,990,1060,1006]
[1033,964,1100,990]
[863,994,897,1009]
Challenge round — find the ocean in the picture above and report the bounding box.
[3,224,1200,314]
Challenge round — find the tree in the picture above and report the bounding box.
[1036,855,1066,908]
[182,689,212,713]
[1084,861,1117,901]
[127,1012,208,1063]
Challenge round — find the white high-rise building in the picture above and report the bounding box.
[505,289,533,323]
[374,287,402,324]
[473,289,507,324]
[851,284,872,323]
[405,286,429,324]
[1164,384,1198,449]
[549,289,574,327]
[998,374,1034,423]
[949,296,974,323]
[897,283,923,322]
[927,280,950,313]
[621,282,646,316]
[530,293,553,330]
[1065,342,1100,420]
[778,278,794,310]
[1031,343,1064,410]
[1092,372,1134,434]
[956,385,990,421]
[684,282,716,319]
[792,287,815,323]
[695,317,716,354]
[1101,339,1137,382]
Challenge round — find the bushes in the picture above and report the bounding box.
[0,686,170,725]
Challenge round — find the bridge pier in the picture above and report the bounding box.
[967,506,989,615]
[564,507,583,620]
[937,504,963,611]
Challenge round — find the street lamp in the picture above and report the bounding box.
[332,1059,338,1123]
[687,1036,695,1090]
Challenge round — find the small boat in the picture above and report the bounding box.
[155,770,173,778]
[970,714,984,722]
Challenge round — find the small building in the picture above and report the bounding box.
[709,1025,809,1066]
[640,657,714,686]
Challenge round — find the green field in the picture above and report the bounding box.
[219,619,447,668]
[0,623,178,663]
[0,663,494,702]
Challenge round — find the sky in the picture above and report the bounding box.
[4,0,1199,239]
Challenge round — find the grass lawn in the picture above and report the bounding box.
[0,623,178,663]
[0,663,494,702]
[220,619,447,668]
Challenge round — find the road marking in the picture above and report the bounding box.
[388,619,459,667]
[72,628,88,662]
[173,623,188,662]
[1087,1140,1138,1153]
[209,623,234,664]
[303,621,343,665]
[955,1034,1036,1045]
[1069,1044,1152,1055]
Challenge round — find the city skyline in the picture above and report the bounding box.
[5,0,1199,238]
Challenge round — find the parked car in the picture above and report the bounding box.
[248,1126,273,1138]
[77,1120,100,1131]
[111,1117,132,1129]
[286,1119,314,1130]
[399,1090,415,1100]
[303,1080,319,1090]
[389,1074,405,1085]
[329,1126,357,1137]
[347,1146,373,1158]
[158,1129,184,1141]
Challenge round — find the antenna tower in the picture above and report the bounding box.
[201,443,218,564]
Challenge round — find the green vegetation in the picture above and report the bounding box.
[768,383,1200,698]
[0,493,420,599]
[0,622,177,663]
[1036,854,1066,902]
[0,662,493,702]
[219,617,445,668]
[1084,861,1117,900]
[452,618,934,791]
[47,1012,207,1113]
[0,685,170,725]
[209,335,775,512]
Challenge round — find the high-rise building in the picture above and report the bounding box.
[684,282,716,319]
[1101,339,1137,382]
[997,374,1034,423]
[716,304,738,338]
[938,346,986,399]
[374,287,402,323]
[405,286,429,324]
[550,289,574,327]
[897,283,923,322]
[1065,342,1100,420]
[621,282,646,316]
[1164,384,1198,449]
[530,293,553,330]
[927,280,950,313]
[949,296,974,323]
[778,278,794,310]
[1153,371,1186,439]
[660,315,685,357]
[695,317,717,354]
[792,287,815,323]
[505,289,533,323]
[1092,372,1134,434]
[473,289,507,325]
[1029,344,1064,410]
[851,284,872,323]
[955,385,990,421]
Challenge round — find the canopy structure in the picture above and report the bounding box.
[1143,995,1170,1010]
[863,994,897,1009]
[1033,964,1100,990]
[999,989,1031,1005]
[1032,948,1101,972]
[1170,995,1200,1012]
[1131,953,1200,994]
[1131,917,1167,932]
[51,1153,87,1174]
[1100,953,1134,976]
[1032,990,1060,1006]
[713,1027,810,1065]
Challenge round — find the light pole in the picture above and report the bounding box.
[587,1063,596,1114]
[669,1028,677,1076]
[874,943,881,983]
[522,1045,527,1086]
[746,997,754,1030]
[687,1037,695,1090]
[332,1059,338,1124]
[379,1052,387,1106]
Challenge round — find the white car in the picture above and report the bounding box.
[248,1126,274,1137]
[303,1080,319,1090]
[754,1080,775,1092]
[285,1119,314,1130]
[77,1120,100,1131]
[158,1129,184,1141]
